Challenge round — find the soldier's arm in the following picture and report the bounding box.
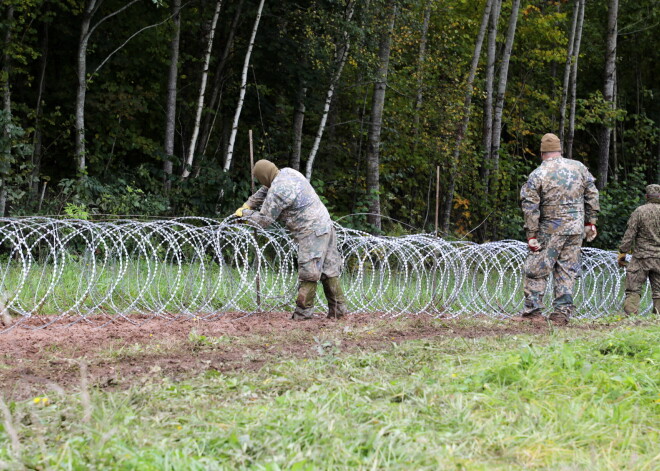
[619,210,639,253]
[520,175,541,239]
[244,185,294,229]
[583,168,600,224]
[246,186,269,210]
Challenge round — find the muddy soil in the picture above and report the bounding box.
[0,312,606,400]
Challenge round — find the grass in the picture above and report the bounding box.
[1,323,659,469]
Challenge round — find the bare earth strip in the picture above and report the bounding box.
[0,313,614,400]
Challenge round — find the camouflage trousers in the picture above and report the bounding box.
[623,257,660,315]
[523,233,582,317]
[293,226,346,319]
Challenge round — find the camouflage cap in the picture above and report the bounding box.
[646,184,660,198]
[253,160,280,188]
[540,133,562,153]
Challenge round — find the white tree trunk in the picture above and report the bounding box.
[304,0,357,180]
[597,0,618,189]
[223,0,266,172]
[559,0,580,144]
[439,0,493,233]
[182,0,222,178]
[490,0,521,175]
[163,0,181,190]
[290,84,306,171]
[565,0,585,160]
[479,0,500,185]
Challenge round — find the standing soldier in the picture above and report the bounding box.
[519,133,600,325]
[234,159,348,321]
[617,184,660,316]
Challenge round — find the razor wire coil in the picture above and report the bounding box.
[0,217,647,331]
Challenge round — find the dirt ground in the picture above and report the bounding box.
[0,312,608,401]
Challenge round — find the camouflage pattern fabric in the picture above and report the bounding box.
[522,233,582,316]
[245,168,333,242]
[520,156,599,238]
[619,199,660,258]
[620,196,660,315]
[520,155,599,318]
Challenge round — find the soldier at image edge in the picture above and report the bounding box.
[617,184,660,316]
[519,133,600,325]
[234,159,348,321]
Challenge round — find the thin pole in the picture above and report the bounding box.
[249,130,261,310]
[434,165,440,237]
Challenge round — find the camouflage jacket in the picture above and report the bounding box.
[520,156,599,238]
[245,168,333,241]
[619,198,660,258]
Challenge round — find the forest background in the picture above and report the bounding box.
[0,0,658,248]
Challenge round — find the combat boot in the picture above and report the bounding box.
[292,281,317,321]
[548,311,569,326]
[623,293,641,316]
[321,276,348,319]
[653,298,660,315]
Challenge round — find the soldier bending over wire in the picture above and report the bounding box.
[234,159,348,321]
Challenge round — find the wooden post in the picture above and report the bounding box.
[434,165,440,237]
[249,130,261,310]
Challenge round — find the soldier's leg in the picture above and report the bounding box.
[523,233,558,317]
[623,258,648,316]
[294,233,324,320]
[319,227,348,319]
[648,258,660,315]
[551,235,581,324]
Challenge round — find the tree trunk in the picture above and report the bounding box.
[439,0,492,234]
[559,0,580,143]
[479,0,500,185]
[304,0,357,180]
[223,0,266,172]
[490,0,521,176]
[365,0,397,232]
[198,0,244,158]
[597,0,618,190]
[411,5,431,149]
[1,5,15,216]
[290,83,306,170]
[163,0,181,191]
[75,1,97,176]
[182,0,222,178]
[566,0,585,160]
[31,14,49,198]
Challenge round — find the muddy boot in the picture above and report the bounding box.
[292,281,317,321]
[623,293,640,316]
[548,311,569,326]
[653,298,660,315]
[321,276,348,319]
[0,309,12,327]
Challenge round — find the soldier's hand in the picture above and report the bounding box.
[584,224,597,242]
[617,252,628,268]
[234,203,252,217]
[527,238,541,252]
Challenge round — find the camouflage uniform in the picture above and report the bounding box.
[619,185,660,315]
[244,167,347,319]
[520,156,600,319]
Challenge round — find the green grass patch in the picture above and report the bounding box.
[1,325,659,469]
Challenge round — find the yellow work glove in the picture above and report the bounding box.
[617,252,628,268]
[234,203,251,217]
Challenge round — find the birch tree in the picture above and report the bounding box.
[489,0,521,177]
[182,0,222,178]
[439,0,492,234]
[365,0,397,232]
[223,0,266,172]
[163,0,181,191]
[597,0,619,189]
[304,0,356,180]
[565,0,585,160]
[411,5,431,148]
[559,0,580,144]
[479,0,500,186]
[290,83,306,171]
